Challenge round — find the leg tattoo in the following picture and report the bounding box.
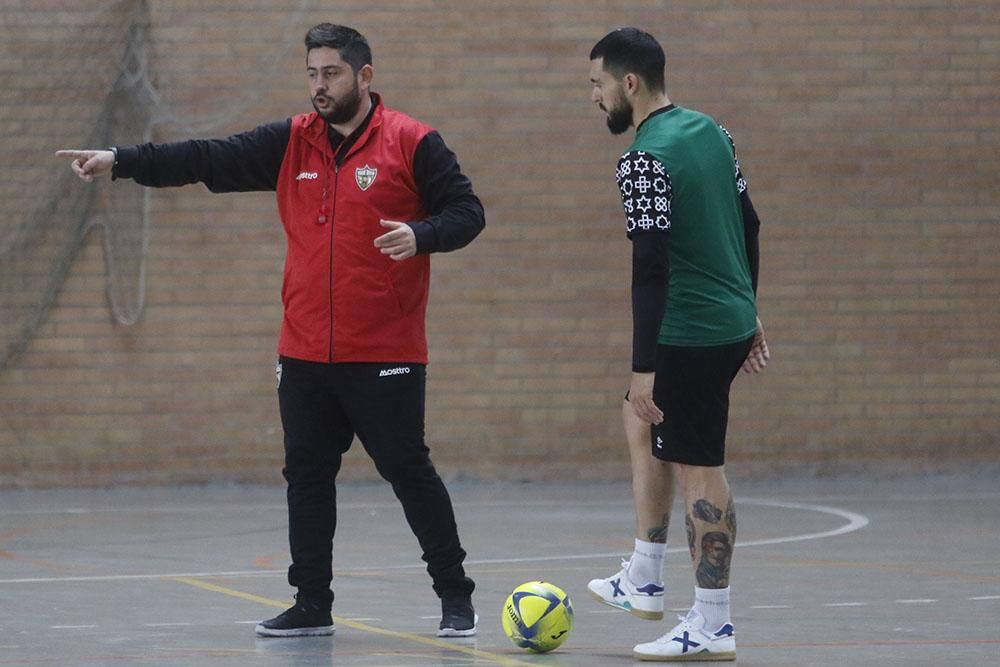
[645,512,670,544]
[696,531,732,588]
[725,497,737,539]
[692,499,723,524]
[685,513,696,560]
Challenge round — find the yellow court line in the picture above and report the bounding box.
[171,576,535,666]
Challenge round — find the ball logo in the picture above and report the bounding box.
[505,603,520,627]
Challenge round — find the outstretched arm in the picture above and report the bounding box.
[56,120,290,192]
[55,149,116,182]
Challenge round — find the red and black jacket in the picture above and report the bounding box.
[113,94,484,363]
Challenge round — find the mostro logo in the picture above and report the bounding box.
[379,366,411,378]
[296,171,319,180]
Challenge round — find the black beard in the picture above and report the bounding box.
[606,101,633,135]
[313,81,362,125]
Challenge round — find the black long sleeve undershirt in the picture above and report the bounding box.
[631,232,670,373]
[113,120,290,192]
[741,190,761,295]
[410,131,485,254]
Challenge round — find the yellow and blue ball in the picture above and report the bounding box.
[501,581,574,653]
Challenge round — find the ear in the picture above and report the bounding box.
[358,63,374,87]
[623,72,640,96]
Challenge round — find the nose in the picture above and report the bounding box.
[591,87,601,105]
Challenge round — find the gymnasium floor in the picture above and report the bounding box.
[1,472,998,666]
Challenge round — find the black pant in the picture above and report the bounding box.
[277,356,474,605]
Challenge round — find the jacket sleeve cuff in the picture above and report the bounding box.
[411,221,439,254]
[111,145,140,181]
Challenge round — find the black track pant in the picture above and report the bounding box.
[276,356,474,605]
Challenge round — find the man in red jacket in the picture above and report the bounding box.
[57,23,484,638]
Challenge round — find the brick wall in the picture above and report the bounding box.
[1,1,997,487]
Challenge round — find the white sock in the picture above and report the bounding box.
[627,538,665,585]
[693,586,731,630]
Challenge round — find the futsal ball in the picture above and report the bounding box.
[501,580,574,653]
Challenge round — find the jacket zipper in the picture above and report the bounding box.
[322,112,374,362]
[327,162,338,363]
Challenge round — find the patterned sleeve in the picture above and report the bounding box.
[718,125,747,194]
[615,150,672,238]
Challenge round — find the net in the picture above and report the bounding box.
[0,0,311,371]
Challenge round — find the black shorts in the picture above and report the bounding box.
[648,337,753,467]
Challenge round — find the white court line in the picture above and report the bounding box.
[51,625,97,629]
[896,599,937,604]
[463,499,869,564]
[0,495,880,517]
[824,602,869,607]
[0,498,868,585]
[143,622,193,627]
[0,570,285,584]
[970,595,1000,601]
[0,503,285,516]
[750,605,793,609]
[0,498,657,517]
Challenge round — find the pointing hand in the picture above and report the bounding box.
[54,149,115,182]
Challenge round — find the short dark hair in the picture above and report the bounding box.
[304,23,372,73]
[590,27,665,94]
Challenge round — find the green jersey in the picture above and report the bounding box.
[617,105,757,347]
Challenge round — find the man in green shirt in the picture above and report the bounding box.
[585,27,769,661]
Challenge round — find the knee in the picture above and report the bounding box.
[670,462,727,495]
[374,454,436,487]
[283,462,339,485]
[671,461,725,476]
[669,462,697,484]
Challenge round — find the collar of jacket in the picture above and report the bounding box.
[300,92,384,158]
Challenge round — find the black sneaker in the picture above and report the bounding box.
[255,595,335,637]
[437,596,478,637]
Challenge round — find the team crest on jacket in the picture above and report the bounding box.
[355,164,377,191]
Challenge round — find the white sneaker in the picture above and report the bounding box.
[633,611,735,662]
[587,559,664,620]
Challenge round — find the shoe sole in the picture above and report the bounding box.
[633,649,736,662]
[437,613,478,637]
[588,588,664,621]
[254,624,335,637]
